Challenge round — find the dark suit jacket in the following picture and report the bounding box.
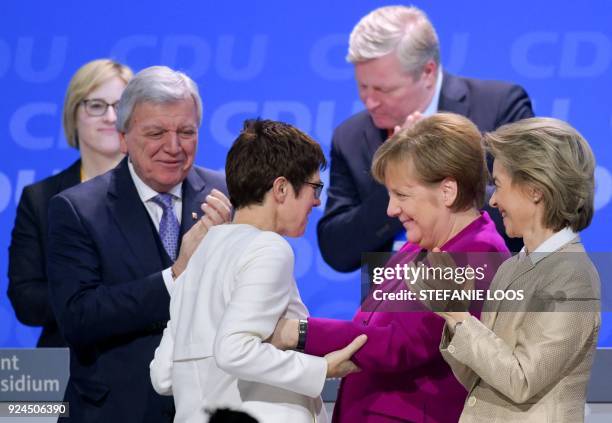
[47,158,227,422]
[317,72,534,272]
[7,159,81,347]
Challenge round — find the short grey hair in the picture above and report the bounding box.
[116,65,202,132]
[347,5,440,78]
[484,117,595,233]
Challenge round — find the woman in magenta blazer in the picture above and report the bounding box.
[271,113,510,422]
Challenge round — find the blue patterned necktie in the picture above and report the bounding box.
[151,193,180,262]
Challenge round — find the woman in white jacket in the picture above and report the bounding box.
[150,119,366,423]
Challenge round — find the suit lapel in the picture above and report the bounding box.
[180,168,208,236]
[500,238,582,296]
[499,254,535,293]
[486,241,582,326]
[362,116,387,161]
[107,158,164,276]
[438,72,469,117]
[485,254,535,327]
[39,160,82,250]
[58,159,82,191]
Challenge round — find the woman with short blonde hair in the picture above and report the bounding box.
[63,59,132,148]
[372,112,487,212]
[271,113,509,423]
[484,117,594,233]
[8,58,132,347]
[437,117,600,422]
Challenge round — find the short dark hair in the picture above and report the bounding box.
[226,119,327,209]
[208,408,258,423]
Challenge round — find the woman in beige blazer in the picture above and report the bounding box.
[435,117,600,422]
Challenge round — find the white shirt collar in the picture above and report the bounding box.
[520,227,578,264]
[127,160,182,202]
[422,67,444,117]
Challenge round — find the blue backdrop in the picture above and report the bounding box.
[1,1,611,348]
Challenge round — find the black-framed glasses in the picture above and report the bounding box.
[304,181,324,199]
[81,99,120,117]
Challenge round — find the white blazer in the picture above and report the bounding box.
[150,224,328,423]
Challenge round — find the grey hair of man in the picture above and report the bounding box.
[347,5,440,79]
[116,65,202,132]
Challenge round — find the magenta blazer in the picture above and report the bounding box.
[306,212,509,422]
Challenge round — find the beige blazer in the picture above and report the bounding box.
[440,237,600,422]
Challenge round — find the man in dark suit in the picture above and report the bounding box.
[317,5,534,272]
[47,66,231,422]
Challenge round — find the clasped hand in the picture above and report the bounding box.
[405,247,471,329]
[268,318,367,379]
[172,189,232,278]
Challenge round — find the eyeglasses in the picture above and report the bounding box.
[304,181,324,199]
[81,99,120,117]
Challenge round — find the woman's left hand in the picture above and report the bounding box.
[436,311,470,333]
[406,247,475,312]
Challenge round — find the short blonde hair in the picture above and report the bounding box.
[62,59,133,148]
[372,113,486,211]
[483,117,595,232]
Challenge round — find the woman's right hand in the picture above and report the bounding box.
[324,334,367,378]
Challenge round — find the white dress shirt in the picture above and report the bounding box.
[127,161,182,294]
[520,227,578,264]
[423,66,444,117]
